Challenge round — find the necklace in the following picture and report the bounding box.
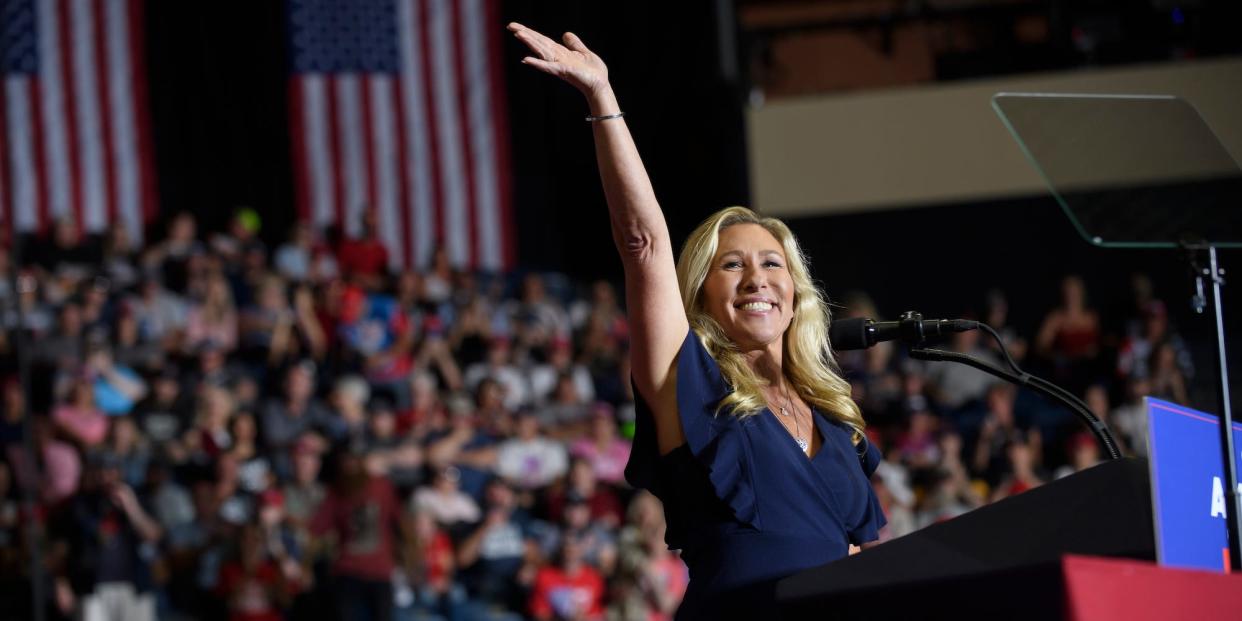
[773,379,809,454]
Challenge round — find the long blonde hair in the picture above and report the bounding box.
[676,206,865,442]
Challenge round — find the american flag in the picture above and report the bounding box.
[287,0,513,271]
[0,0,156,241]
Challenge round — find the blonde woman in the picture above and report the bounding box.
[511,23,885,619]
[183,272,238,353]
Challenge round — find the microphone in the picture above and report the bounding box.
[830,311,978,351]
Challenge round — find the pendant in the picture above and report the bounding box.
[797,437,809,453]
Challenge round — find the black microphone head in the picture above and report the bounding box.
[829,317,872,351]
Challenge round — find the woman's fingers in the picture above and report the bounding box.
[520,57,561,76]
[524,34,564,63]
[510,23,563,60]
[511,22,606,93]
[562,32,590,54]
[509,23,596,67]
[511,29,547,57]
[525,27,561,50]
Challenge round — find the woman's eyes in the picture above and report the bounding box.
[721,260,783,269]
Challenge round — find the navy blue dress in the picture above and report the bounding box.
[625,330,886,620]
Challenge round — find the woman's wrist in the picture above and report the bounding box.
[585,85,619,117]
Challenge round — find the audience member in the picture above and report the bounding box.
[971,384,1041,487]
[495,413,568,491]
[411,466,481,527]
[529,534,606,621]
[55,451,163,621]
[457,479,532,614]
[310,448,410,621]
[568,405,631,487]
[1034,275,1101,395]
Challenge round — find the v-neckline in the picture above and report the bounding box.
[767,406,826,461]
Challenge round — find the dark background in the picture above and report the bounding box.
[146,1,295,238]
[142,0,1240,414]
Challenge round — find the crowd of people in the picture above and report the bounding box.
[838,273,1195,536]
[0,210,1193,620]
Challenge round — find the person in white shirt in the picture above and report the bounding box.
[495,412,568,490]
[410,466,481,526]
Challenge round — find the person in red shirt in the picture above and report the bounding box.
[216,524,289,621]
[529,534,606,621]
[406,510,467,619]
[990,439,1047,502]
[310,448,413,621]
[335,210,390,289]
[545,458,624,529]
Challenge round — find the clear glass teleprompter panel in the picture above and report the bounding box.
[993,93,1242,248]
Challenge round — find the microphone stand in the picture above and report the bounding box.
[1181,238,1240,571]
[898,316,1122,460]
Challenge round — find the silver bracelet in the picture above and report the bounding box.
[585,111,625,122]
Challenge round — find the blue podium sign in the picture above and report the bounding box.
[1146,397,1242,572]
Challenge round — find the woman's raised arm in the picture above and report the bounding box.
[510,23,688,453]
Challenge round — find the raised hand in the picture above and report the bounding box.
[508,22,609,97]
[509,20,688,466]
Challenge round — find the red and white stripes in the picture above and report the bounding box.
[2,0,155,241]
[290,0,512,271]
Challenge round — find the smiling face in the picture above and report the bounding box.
[700,223,796,353]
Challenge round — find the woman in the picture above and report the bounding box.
[613,491,687,621]
[214,522,290,621]
[52,376,109,449]
[239,274,292,357]
[106,415,151,489]
[510,24,885,619]
[183,272,239,354]
[569,404,631,486]
[1033,275,1100,396]
[229,411,273,495]
[183,384,236,462]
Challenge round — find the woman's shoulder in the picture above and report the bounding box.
[674,329,741,427]
[679,329,725,384]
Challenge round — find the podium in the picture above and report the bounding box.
[776,458,1156,619]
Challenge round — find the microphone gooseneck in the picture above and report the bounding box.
[827,311,1122,461]
[829,311,978,351]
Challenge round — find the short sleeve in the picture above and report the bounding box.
[860,434,882,477]
[847,436,887,544]
[624,330,758,527]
